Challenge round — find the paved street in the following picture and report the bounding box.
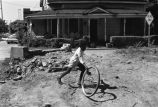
[0,41,18,60]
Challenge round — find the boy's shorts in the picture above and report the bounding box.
[66,61,78,68]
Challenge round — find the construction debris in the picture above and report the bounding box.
[0,51,73,81]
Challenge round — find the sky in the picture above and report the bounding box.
[1,0,41,24]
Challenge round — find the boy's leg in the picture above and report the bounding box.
[77,63,86,85]
[57,67,72,85]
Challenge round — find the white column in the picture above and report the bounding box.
[57,18,60,38]
[29,21,32,32]
[104,18,107,42]
[88,18,90,40]
[123,18,126,36]
[28,21,33,47]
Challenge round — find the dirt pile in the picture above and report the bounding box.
[0,51,74,81]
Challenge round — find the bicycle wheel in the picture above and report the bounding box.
[81,66,100,97]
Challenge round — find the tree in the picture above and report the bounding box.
[9,20,28,45]
[9,20,27,34]
[0,19,8,33]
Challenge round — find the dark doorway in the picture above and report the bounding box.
[90,19,98,44]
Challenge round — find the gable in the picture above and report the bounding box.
[83,7,110,15]
[89,7,109,14]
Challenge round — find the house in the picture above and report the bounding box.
[25,0,148,45]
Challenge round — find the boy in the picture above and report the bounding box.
[57,36,88,86]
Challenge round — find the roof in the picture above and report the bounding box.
[27,9,86,16]
[26,8,147,19]
[107,9,146,14]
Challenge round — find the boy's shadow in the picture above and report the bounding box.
[99,80,118,91]
[87,80,117,102]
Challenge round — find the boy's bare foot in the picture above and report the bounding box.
[87,71,91,75]
[57,77,63,85]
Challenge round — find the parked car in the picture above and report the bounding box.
[6,34,18,44]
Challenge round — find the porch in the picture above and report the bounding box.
[26,8,147,45]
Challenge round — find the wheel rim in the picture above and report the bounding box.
[81,66,100,97]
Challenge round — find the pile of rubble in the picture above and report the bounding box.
[0,44,72,82]
[1,51,73,81]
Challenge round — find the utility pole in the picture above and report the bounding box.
[18,9,22,20]
[0,0,3,20]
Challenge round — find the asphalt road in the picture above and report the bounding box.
[0,41,18,60]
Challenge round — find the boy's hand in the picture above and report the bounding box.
[83,64,91,75]
[83,63,88,69]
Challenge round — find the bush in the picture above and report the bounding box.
[28,38,75,48]
[110,36,146,48]
[45,39,52,47]
[51,38,62,48]
[9,20,27,34]
[29,38,46,47]
[110,35,158,48]
[24,37,91,48]
[0,19,8,33]
[144,35,158,45]
[50,38,74,48]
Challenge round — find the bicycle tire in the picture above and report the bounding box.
[81,66,100,97]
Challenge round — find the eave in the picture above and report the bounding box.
[47,1,147,5]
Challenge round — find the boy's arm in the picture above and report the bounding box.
[79,53,89,70]
[78,52,87,67]
[78,48,84,64]
[78,52,84,64]
[78,48,88,68]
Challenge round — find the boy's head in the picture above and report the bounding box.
[80,43,86,51]
[79,36,89,51]
[82,36,89,42]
